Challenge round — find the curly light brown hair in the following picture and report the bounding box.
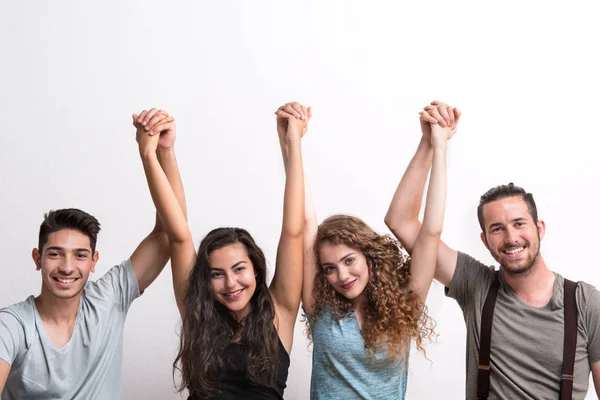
[306,214,436,359]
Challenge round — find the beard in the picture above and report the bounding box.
[490,233,541,277]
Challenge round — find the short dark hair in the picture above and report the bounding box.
[38,208,101,252]
[477,183,538,232]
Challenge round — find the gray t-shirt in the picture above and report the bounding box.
[446,252,600,399]
[0,259,140,400]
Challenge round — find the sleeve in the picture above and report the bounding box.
[0,311,26,367]
[445,251,495,311]
[583,287,600,363]
[87,259,141,312]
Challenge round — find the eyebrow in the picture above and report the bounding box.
[321,253,355,267]
[210,261,247,271]
[45,246,91,253]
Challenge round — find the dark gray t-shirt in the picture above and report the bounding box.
[0,259,140,400]
[446,252,600,399]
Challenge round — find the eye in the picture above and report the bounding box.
[344,258,354,266]
[515,222,525,228]
[490,227,503,233]
[234,266,245,273]
[76,253,88,259]
[211,271,224,279]
[323,265,336,275]
[48,252,60,258]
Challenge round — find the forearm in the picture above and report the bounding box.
[157,147,187,218]
[281,138,304,237]
[421,143,447,236]
[301,180,318,312]
[384,138,432,251]
[409,141,446,302]
[141,151,190,244]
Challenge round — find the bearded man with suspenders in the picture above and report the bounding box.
[385,100,600,399]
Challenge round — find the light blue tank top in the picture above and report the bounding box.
[306,307,409,400]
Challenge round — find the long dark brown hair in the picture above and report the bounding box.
[174,227,279,398]
[306,215,436,359]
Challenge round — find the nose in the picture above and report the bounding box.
[337,267,349,282]
[505,226,518,244]
[225,273,236,289]
[57,255,76,275]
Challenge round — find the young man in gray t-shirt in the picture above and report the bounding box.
[384,100,600,398]
[0,108,185,399]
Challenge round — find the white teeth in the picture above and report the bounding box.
[57,278,75,284]
[225,289,242,297]
[504,247,524,255]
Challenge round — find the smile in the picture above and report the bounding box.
[503,247,524,255]
[53,277,78,285]
[223,289,244,300]
[341,279,357,290]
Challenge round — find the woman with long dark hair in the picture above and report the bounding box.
[301,101,461,399]
[134,102,308,399]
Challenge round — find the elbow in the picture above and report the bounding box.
[384,213,396,230]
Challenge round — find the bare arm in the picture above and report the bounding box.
[385,101,461,288]
[128,109,177,293]
[301,182,318,315]
[276,105,318,315]
[592,360,600,398]
[270,102,307,351]
[408,123,449,303]
[0,359,9,394]
[133,110,194,314]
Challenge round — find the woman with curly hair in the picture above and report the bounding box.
[134,102,309,399]
[302,101,461,399]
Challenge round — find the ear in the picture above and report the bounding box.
[32,248,42,270]
[536,219,546,240]
[480,232,490,250]
[91,251,99,273]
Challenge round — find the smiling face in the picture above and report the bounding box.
[209,243,257,321]
[32,228,99,300]
[480,196,545,276]
[318,242,370,303]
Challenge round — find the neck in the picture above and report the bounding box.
[350,292,366,311]
[503,254,555,306]
[34,290,81,324]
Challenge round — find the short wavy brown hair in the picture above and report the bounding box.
[306,214,436,359]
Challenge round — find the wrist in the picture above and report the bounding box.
[431,141,448,151]
[139,148,159,162]
[157,145,175,156]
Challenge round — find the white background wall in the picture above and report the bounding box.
[1,1,599,399]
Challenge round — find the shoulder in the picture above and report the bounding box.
[84,259,136,296]
[0,296,36,327]
[572,279,599,312]
[451,251,497,286]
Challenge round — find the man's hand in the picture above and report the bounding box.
[132,108,176,150]
[419,100,461,142]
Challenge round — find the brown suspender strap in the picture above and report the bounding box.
[560,279,578,400]
[477,276,500,400]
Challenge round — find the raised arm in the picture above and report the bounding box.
[384,101,461,287]
[275,104,318,315]
[408,123,450,303]
[132,109,195,314]
[270,102,307,349]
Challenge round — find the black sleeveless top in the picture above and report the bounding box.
[187,338,290,400]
